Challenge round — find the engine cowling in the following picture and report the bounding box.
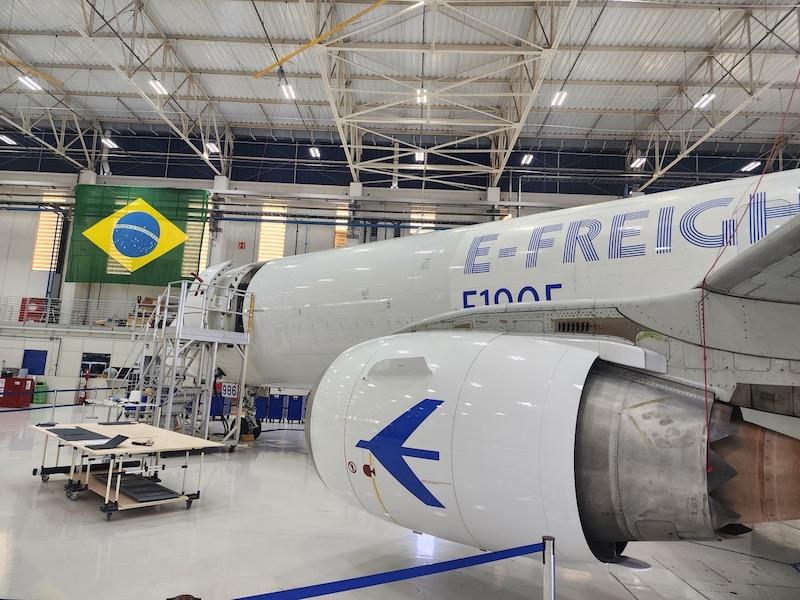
[307,331,800,564]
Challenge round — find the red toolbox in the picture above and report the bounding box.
[18,298,47,322]
[0,377,34,408]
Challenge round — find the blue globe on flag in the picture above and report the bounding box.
[112,211,160,258]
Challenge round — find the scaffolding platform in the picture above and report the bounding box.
[109,277,253,446]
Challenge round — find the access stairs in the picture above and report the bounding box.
[109,279,253,444]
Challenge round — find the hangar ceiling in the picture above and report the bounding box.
[1,0,800,191]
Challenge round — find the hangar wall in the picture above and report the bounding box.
[0,210,52,298]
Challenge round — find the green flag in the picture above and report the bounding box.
[65,184,209,285]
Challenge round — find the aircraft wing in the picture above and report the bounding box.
[703,214,800,304]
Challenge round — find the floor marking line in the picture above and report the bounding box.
[235,542,544,600]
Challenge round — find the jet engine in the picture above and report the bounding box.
[307,331,800,564]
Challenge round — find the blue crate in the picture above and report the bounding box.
[287,395,305,423]
[254,396,268,421]
[267,394,285,422]
[210,394,231,418]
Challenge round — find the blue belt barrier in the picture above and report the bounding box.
[235,542,544,600]
[0,403,82,413]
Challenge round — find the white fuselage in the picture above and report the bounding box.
[243,170,800,388]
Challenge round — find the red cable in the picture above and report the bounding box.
[698,67,800,472]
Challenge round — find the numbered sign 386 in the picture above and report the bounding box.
[220,383,239,398]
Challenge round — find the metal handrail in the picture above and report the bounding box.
[109,280,253,408]
[0,296,157,331]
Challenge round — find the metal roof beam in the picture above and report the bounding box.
[639,8,800,188]
[295,0,361,181]
[0,108,90,169]
[12,62,800,91]
[51,1,230,176]
[137,1,234,175]
[4,112,790,144]
[639,8,800,190]
[491,0,580,185]
[40,0,799,9]
[4,29,798,56]
[0,39,105,169]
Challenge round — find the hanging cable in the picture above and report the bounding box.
[250,0,281,64]
[528,1,608,151]
[697,65,800,473]
[251,1,317,143]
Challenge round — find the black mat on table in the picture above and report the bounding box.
[46,427,110,441]
[93,473,180,502]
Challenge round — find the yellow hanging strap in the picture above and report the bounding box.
[0,56,63,87]
[253,0,388,79]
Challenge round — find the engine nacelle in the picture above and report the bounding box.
[307,331,800,564]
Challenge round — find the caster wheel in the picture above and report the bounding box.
[186,499,193,509]
[68,491,78,501]
[41,474,50,482]
[106,512,113,521]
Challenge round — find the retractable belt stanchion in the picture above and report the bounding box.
[542,536,556,600]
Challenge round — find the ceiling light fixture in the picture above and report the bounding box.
[414,151,425,162]
[694,93,716,109]
[205,142,220,153]
[740,161,761,172]
[280,81,296,100]
[630,157,647,169]
[149,79,168,95]
[100,137,119,149]
[18,75,42,91]
[276,66,296,100]
[416,88,427,104]
[309,146,321,158]
[0,134,17,145]
[551,90,567,106]
[521,153,533,165]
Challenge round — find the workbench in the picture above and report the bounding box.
[31,422,223,520]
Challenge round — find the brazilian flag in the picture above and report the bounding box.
[66,184,209,285]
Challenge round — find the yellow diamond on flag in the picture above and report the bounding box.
[82,198,189,273]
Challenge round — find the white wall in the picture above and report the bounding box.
[0,210,52,298]
[218,219,260,267]
[0,330,140,400]
[284,223,335,256]
[0,170,617,308]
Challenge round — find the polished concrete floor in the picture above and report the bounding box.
[1,405,799,600]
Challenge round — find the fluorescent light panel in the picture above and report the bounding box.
[309,146,321,158]
[205,142,220,153]
[414,151,425,162]
[18,75,42,91]
[694,93,715,109]
[280,82,296,100]
[740,161,761,172]
[551,90,567,106]
[521,153,533,165]
[0,134,16,145]
[416,88,427,104]
[100,137,118,149]
[149,79,168,95]
[630,157,647,169]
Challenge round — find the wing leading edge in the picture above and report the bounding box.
[704,214,800,304]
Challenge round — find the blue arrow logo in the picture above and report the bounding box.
[356,398,445,508]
